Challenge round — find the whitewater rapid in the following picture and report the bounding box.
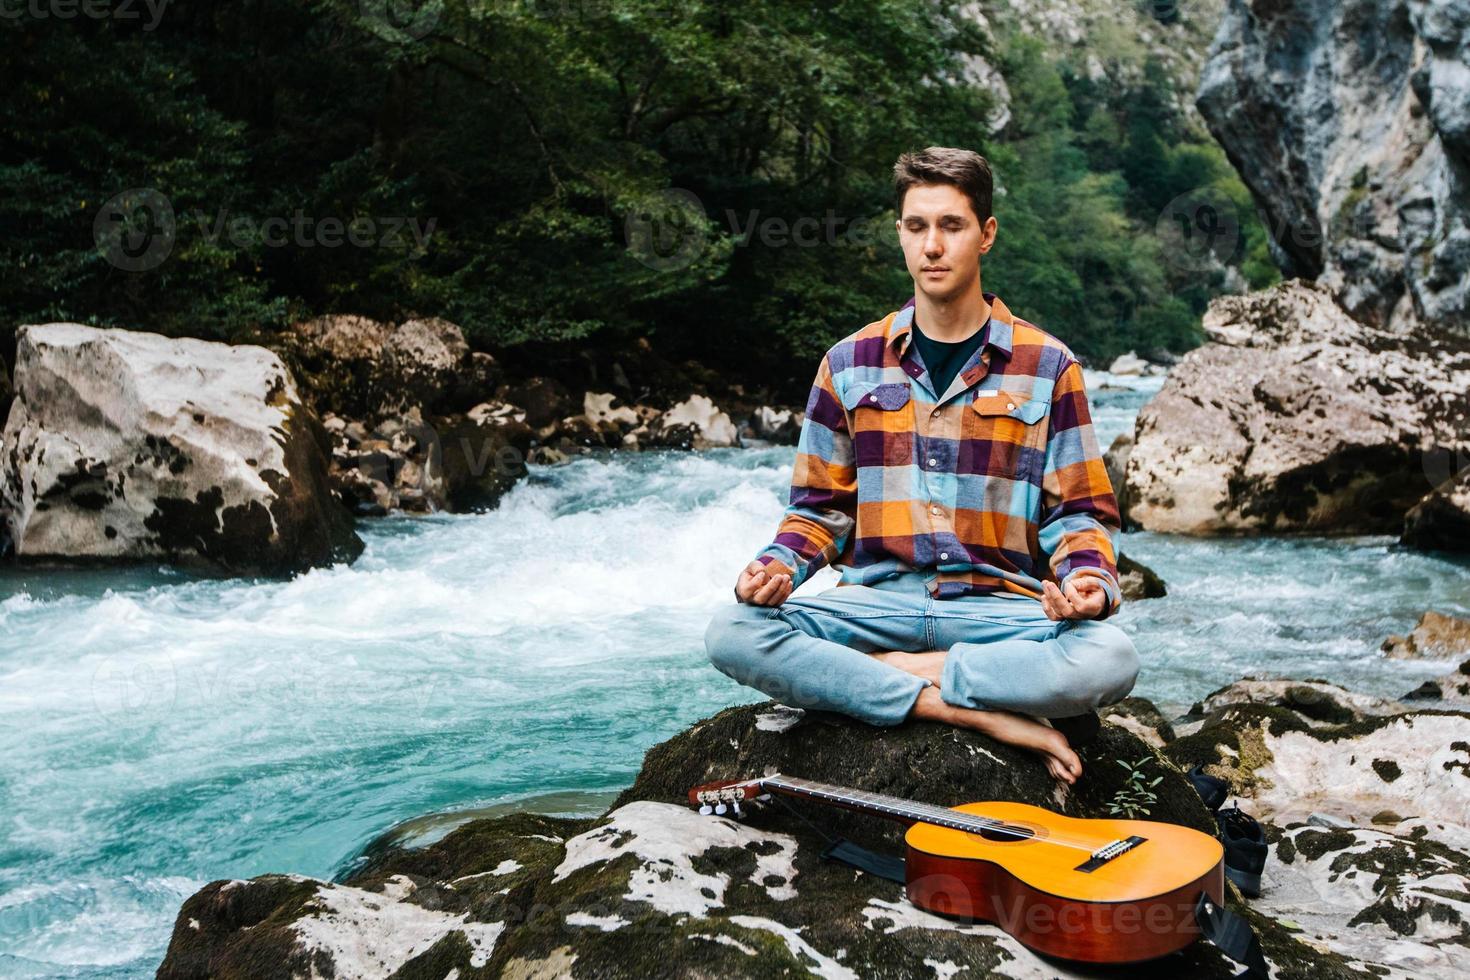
[0,374,1465,977]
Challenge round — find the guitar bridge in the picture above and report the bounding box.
[1074,835,1147,873]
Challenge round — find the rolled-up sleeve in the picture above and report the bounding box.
[1036,358,1123,619]
[753,353,857,590]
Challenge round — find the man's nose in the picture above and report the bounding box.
[924,231,944,256]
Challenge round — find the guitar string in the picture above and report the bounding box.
[699,775,1118,853]
[763,777,1108,854]
[752,776,1114,854]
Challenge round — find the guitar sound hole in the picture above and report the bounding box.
[978,823,1034,842]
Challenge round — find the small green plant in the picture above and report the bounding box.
[1108,756,1163,818]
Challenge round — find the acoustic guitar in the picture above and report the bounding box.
[688,773,1225,965]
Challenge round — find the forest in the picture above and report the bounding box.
[1,0,1276,390]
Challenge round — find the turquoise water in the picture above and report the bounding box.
[1,376,1467,977]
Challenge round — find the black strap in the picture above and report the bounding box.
[820,838,907,883]
[1194,892,1269,979]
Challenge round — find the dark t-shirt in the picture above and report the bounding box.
[911,316,988,398]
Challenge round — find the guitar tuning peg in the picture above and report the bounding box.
[699,805,713,815]
[714,803,727,815]
[732,801,743,818]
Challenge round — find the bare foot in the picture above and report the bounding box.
[910,688,1083,784]
[870,649,947,689]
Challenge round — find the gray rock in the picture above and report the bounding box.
[283,315,494,421]
[1101,696,1178,750]
[1261,821,1470,974]
[1105,431,1135,529]
[161,703,1374,978]
[1118,552,1167,600]
[1189,677,1407,726]
[650,394,740,449]
[1126,280,1470,534]
[1402,658,1470,704]
[1166,701,1470,830]
[0,324,361,575]
[501,376,572,431]
[1197,0,1470,332]
[1402,466,1470,553]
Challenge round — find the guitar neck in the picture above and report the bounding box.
[759,775,997,834]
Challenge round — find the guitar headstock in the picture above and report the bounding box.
[687,777,769,818]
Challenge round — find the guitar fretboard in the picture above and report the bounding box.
[761,774,1014,837]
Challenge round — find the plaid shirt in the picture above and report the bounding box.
[754,292,1123,618]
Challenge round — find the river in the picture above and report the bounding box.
[0,374,1465,977]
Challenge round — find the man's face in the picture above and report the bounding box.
[895,182,997,301]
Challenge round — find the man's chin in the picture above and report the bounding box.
[914,278,965,302]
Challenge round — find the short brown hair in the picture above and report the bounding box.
[893,147,994,223]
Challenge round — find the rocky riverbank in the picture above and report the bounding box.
[0,316,804,574]
[154,652,1470,978]
[1120,279,1470,540]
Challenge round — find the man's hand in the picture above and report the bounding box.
[736,560,793,606]
[1041,577,1107,621]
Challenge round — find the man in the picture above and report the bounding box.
[703,146,1138,785]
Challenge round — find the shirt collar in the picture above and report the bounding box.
[888,291,1014,360]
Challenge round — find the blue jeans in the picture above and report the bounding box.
[704,573,1139,727]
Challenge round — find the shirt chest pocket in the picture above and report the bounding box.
[840,382,914,451]
[967,389,1049,452]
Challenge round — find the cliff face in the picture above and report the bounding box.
[1197,0,1470,333]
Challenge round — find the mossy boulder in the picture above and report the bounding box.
[1101,696,1178,749]
[158,703,1381,978]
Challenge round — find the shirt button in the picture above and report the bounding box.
[928,458,937,466]
[940,552,949,560]
[931,505,940,515]
[931,409,940,417]
[870,394,878,402]
[1006,402,1016,410]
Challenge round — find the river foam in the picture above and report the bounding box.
[0,414,1465,976]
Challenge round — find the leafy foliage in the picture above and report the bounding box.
[1109,755,1164,818]
[1,0,1275,384]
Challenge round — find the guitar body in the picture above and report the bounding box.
[903,801,1225,964]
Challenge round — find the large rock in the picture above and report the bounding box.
[1402,466,1470,553]
[159,702,1382,978]
[1403,658,1470,705]
[326,407,533,516]
[1383,610,1470,659]
[1126,280,1470,533]
[0,324,361,575]
[647,394,741,450]
[281,315,496,421]
[1166,694,1470,974]
[1165,703,1470,832]
[1197,0,1470,333]
[1185,677,1409,727]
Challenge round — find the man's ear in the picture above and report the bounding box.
[979,215,998,254]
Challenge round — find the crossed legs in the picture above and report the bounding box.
[702,586,1138,784]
